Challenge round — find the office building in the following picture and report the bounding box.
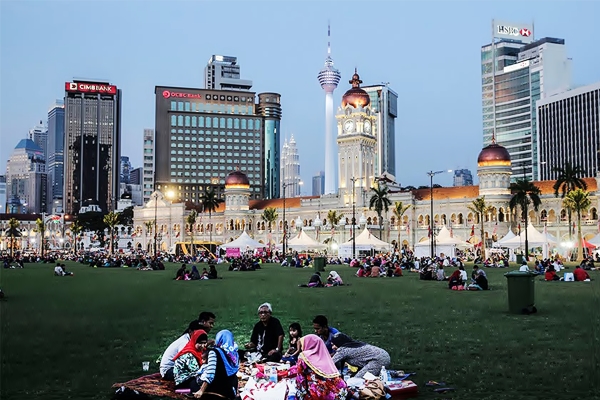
[312,171,325,196]
[5,139,47,214]
[537,81,600,180]
[142,129,155,203]
[363,84,398,177]
[130,167,142,185]
[47,100,65,209]
[281,135,302,198]
[482,23,571,180]
[318,24,341,195]
[204,55,253,91]
[120,156,132,184]
[0,175,6,213]
[154,85,282,202]
[453,169,474,186]
[28,121,48,160]
[63,80,121,214]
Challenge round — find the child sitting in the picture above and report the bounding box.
[281,323,302,365]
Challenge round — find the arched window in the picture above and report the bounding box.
[498,208,505,222]
[540,210,548,221]
[458,213,464,224]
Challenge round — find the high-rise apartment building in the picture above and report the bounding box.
[482,22,571,180]
[0,175,6,213]
[120,156,132,184]
[63,80,121,214]
[5,139,47,214]
[453,169,474,186]
[154,86,282,202]
[142,129,155,203]
[281,135,301,198]
[47,100,65,209]
[130,167,142,185]
[204,55,253,91]
[537,81,600,180]
[363,84,398,177]
[29,121,48,160]
[312,171,325,196]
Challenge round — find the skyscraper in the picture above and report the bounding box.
[280,135,302,198]
[312,171,325,196]
[63,80,121,214]
[142,128,155,203]
[47,100,65,209]
[363,84,398,177]
[0,175,6,214]
[482,20,571,181]
[537,81,600,180]
[453,169,474,186]
[130,167,142,185]
[5,139,47,214]
[204,55,253,91]
[120,156,132,184]
[317,24,341,195]
[257,93,282,199]
[28,120,48,161]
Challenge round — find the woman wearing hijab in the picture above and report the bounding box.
[194,330,239,400]
[327,271,343,286]
[448,268,463,289]
[296,334,347,400]
[331,333,390,379]
[172,330,208,390]
[175,264,187,280]
[190,265,201,280]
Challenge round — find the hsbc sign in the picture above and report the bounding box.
[65,82,117,95]
[493,20,534,43]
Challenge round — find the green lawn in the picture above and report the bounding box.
[1,261,600,400]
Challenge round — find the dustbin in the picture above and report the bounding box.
[313,257,326,272]
[516,254,524,265]
[504,271,536,314]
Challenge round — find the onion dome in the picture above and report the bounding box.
[341,69,370,108]
[225,170,250,188]
[477,136,511,167]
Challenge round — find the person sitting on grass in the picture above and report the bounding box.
[281,322,303,365]
[160,320,203,380]
[207,265,218,279]
[307,272,323,287]
[244,302,284,362]
[193,330,239,400]
[327,271,343,286]
[544,265,560,281]
[312,315,339,355]
[330,333,391,379]
[573,265,591,281]
[172,330,209,392]
[469,265,489,290]
[189,265,201,280]
[448,268,463,289]
[436,265,448,281]
[175,264,187,280]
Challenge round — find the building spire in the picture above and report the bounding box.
[327,21,331,56]
[491,129,496,144]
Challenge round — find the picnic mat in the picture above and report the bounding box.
[112,373,187,399]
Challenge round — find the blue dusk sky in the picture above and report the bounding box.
[1,0,599,190]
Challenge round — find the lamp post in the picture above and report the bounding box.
[350,177,362,260]
[153,192,159,258]
[427,170,452,258]
[282,182,287,255]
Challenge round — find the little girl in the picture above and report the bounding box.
[281,323,302,365]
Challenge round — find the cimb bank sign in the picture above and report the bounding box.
[493,20,534,44]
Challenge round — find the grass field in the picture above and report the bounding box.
[1,261,600,400]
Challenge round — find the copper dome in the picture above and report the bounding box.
[477,143,511,166]
[341,70,370,108]
[225,170,250,186]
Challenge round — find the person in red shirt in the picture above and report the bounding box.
[545,265,560,281]
[573,265,591,281]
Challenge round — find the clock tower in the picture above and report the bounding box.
[336,70,377,204]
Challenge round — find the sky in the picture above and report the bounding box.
[1,0,599,191]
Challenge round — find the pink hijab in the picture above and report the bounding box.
[299,334,340,378]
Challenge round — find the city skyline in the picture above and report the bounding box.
[1,1,600,191]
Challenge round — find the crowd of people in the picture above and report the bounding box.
[157,306,392,399]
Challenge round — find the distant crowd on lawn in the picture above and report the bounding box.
[157,305,392,399]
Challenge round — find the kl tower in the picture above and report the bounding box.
[317,23,341,195]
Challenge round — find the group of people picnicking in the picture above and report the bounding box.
[174,264,220,280]
[158,305,392,399]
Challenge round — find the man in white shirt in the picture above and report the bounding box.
[54,264,65,276]
[519,261,530,272]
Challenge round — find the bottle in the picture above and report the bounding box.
[380,366,388,382]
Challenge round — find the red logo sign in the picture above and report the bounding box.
[161,90,203,99]
[65,82,117,95]
[520,28,531,37]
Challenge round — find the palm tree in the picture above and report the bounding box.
[103,211,119,256]
[200,188,224,255]
[186,210,198,257]
[552,162,588,240]
[7,218,21,258]
[35,217,46,257]
[326,210,342,227]
[509,180,542,260]
[468,197,489,261]
[369,182,392,240]
[144,221,154,252]
[392,201,411,250]
[261,207,278,249]
[563,189,591,262]
[70,221,83,253]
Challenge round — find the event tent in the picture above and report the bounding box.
[494,229,516,246]
[286,229,327,251]
[413,226,471,258]
[338,227,393,256]
[219,231,265,250]
[500,224,557,258]
[588,233,600,247]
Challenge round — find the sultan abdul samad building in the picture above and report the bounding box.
[133,72,599,256]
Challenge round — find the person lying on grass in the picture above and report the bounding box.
[330,333,391,379]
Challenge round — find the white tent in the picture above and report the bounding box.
[588,233,600,247]
[501,223,557,258]
[495,229,516,246]
[338,227,393,256]
[413,226,472,258]
[219,231,265,250]
[286,230,327,251]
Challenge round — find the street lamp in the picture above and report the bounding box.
[166,190,175,251]
[282,182,288,255]
[153,192,159,258]
[427,170,452,258]
[350,177,363,260]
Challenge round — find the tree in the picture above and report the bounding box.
[118,206,134,226]
[563,189,591,262]
[369,182,392,240]
[327,210,342,226]
[200,188,224,255]
[70,221,83,253]
[262,207,278,249]
[144,221,154,252]
[35,217,46,257]
[103,211,119,256]
[509,180,542,259]
[552,162,588,241]
[468,197,489,260]
[392,201,411,250]
[186,210,198,257]
[7,218,21,258]
[78,211,106,247]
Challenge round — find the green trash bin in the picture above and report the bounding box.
[516,254,524,265]
[313,257,326,272]
[504,271,536,314]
